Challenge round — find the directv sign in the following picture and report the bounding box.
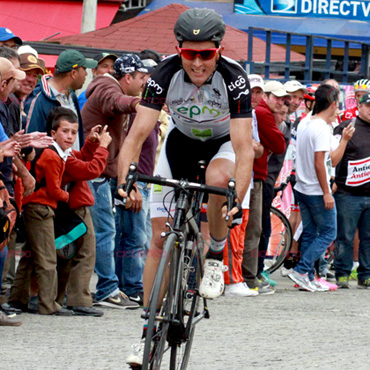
[234,0,370,21]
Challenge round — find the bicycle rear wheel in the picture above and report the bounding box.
[142,233,179,370]
[264,207,293,274]
[168,236,202,370]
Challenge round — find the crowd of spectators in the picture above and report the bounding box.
[0,24,369,329]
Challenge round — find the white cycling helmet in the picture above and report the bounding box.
[354,79,370,92]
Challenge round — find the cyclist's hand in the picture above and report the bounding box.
[116,183,142,212]
[222,202,243,229]
[127,188,142,213]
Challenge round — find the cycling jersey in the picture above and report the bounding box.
[342,106,358,121]
[141,54,252,141]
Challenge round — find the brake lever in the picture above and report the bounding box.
[123,162,138,206]
[225,178,236,222]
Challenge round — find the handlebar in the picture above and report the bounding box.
[122,162,238,217]
[273,175,291,197]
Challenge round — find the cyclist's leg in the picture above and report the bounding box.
[142,217,166,308]
[206,156,234,240]
[199,143,235,298]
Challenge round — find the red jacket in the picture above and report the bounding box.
[62,139,109,209]
[253,99,286,180]
[23,148,69,209]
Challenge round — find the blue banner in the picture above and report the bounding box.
[234,0,370,21]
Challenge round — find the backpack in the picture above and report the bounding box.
[0,180,18,252]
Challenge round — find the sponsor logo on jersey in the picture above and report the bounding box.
[233,89,250,101]
[346,156,370,186]
[191,128,213,139]
[147,77,163,94]
[153,184,163,194]
[177,105,221,119]
[228,75,247,92]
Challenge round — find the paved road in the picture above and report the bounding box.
[2,270,370,370]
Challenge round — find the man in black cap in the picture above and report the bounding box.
[77,52,117,109]
[25,49,97,150]
[81,53,148,309]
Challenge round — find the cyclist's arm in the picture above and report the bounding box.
[230,117,254,207]
[117,105,161,197]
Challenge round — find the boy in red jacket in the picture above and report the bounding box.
[57,119,112,316]
[10,107,111,316]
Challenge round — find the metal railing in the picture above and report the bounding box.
[245,27,370,83]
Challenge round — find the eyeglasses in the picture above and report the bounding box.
[178,48,220,61]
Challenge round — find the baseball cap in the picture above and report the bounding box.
[55,49,97,73]
[360,93,370,104]
[18,45,39,57]
[114,54,148,76]
[93,52,118,65]
[0,27,22,45]
[264,81,289,97]
[0,57,26,81]
[20,53,45,75]
[248,74,264,91]
[141,59,158,74]
[284,80,307,94]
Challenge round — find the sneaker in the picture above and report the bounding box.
[311,278,330,292]
[129,292,144,306]
[68,306,104,317]
[0,311,22,326]
[350,268,358,281]
[255,284,275,296]
[126,338,145,367]
[317,278,338,291]
[288,270,316,292]
[261,271,277,287]
[199,259,228,299]
[96,291,140,309]
[357,278,370,289]
[50,308,74,316]
[224,282,258,297]
[336,276,350,289]
[325,271,336,281]
[280,266,292,277]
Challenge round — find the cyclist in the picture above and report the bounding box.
[116,8,254,366]
[342,79,370,121]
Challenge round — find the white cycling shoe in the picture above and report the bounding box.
[126,339,145,367]
[199,259,228,299]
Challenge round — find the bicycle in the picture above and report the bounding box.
[124,161,237,370]
[263,178,293,274]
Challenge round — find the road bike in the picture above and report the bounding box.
[263,178,293,273]
[124,161,237,370]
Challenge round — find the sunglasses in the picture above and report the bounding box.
[178,48,220,61]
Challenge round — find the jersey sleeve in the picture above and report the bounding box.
[141,55,182,111]
[217,57,252,119]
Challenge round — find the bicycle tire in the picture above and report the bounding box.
[169,236,201,370]
[264,206,293,274]
[142,233,178,370]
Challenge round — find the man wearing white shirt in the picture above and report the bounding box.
[288,84,339,292]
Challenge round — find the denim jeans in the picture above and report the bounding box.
[0,246,8,291]
[88,178,119,301]
[334,192,370,280]
[294,190,337,281]
[114,181,149,296]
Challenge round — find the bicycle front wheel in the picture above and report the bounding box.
[169,236,202,370]
[264,206,293,274]
[143,233,179,370]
